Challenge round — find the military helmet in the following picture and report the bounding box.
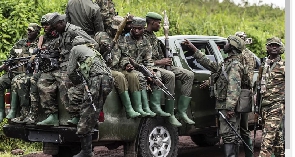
[132,17,146,27]
[227,35,245,53]
[111,16,124,30]
[235,31,252,44]
[40,13,54,25]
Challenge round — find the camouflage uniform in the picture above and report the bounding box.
[145,12,195,127]
[236,31,256,157]
[37,13,97,126]
[95,0,116,33]
[191,35,247,157]
[5,23,40,122]
[258,37,285,157]
[66,0,104,37]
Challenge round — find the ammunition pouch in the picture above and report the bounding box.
[235,89,253,113]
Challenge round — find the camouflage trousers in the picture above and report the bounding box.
[37,70,72,115]
[259,102,285,157]
[11,73,32,111]
[219,109,241,144]
[122,70,146,92]
[240,112,251,143]
[111,70,128,94]
[68,74,113,135]
[29,73,42,115]
[153,66,194,96]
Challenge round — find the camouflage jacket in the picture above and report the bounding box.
[143,30,165,62]
[59,22,97,68]
[95,0,116,32]
[9,38,39,73]
[260,55,285,106]
[193,50,244,110]
[241,48,255,85]
[110,35,154,70]
[66,0,104,35]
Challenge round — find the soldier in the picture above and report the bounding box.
[258,37,285,157]
[235,31,256,157]
[36,12,98,126]
[67,36,113,157]
[4,23,41,122]
[121,14,133,37]
[94,16,141,119]
[183,35,247,157]
[66,0,104,37]
[111,17,156,117]
[20,13,61,124]
[95,0,116,33]
[144,12,195,127]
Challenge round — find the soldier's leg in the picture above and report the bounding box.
[67,84,84,125]
[36,72,59,126]
[259,103,284,157]
[240,113,253,157]
[0,74,11,122]
[123,70,150,117]
[273,102,285,157]
[112,70,140,118]
[219,110,241,157]
[11,74,33,123]
[6,73,24,120]
[23,73,42,124]
[171,66,195,125]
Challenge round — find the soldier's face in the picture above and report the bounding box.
[131,26,144,37]
[152,20,161,32]
[125,21,132,32]
[42,24,52,34]
[53,21,65,33]
[27,29,39,40]
[267,43,281,55]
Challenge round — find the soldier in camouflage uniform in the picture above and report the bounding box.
[4,23,40,122]
[94,16,141,118]
[235,31,256,157]
[144,12,195,127]
[95,0,116,34]
[183,35,247,157]
[36,13,97,126]
[111,17,157,118]
[122,14,134,37]
[66,36,113,157]
[258,37,285,157]
[66,0,104,37]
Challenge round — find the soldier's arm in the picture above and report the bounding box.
[74,29,98,45]
[192,50,219,73]
[67,49,80,83]
[225,63,242,111]
[143,44,155,69]
[93,8,105,34]
[110,43,121,68]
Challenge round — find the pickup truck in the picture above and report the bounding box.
[3,35,261,157]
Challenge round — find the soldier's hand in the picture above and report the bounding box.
[200,80,210,89]
[226,110,235,119]
[157,58,172,66]
[182,39,198,52]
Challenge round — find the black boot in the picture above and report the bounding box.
[73,134,94,157]
[224,143,238,157]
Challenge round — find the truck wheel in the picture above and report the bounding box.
[138,117,178,157]
[190,132,219,147]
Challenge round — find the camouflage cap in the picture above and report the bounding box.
[47,12,66,26]
[111,16,124,30]
[235,31,247,39]
[132,17,146,27]
[227,35,245,53]
[27,23,41,32]
[266,37,283,46]
[94,32,111,45]
[146,12,163,20]
[40,13,54,25]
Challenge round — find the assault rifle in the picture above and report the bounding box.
[218,111,254,154]
[163,10,173,70]
[0,56,32,79]
[28,48,60,73]
[129,58,175,100]
[103,13,130,64]
[76,62,96,111]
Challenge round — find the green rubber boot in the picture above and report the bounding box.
[36,113,59,126]
[165,99,182,127]
[141,90,156,117]
[73,134,94,157]
[6,92,18,120]
[177,95,195,124]
[130,91,150,117]
[11,107,29,123]
[242,136,254,157]
[0,95,5,123]
[119,91,140,119]
[150,90,170,117]
[67,117,80,126]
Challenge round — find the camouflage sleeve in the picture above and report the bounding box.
[143,43,155,69]
[110,43,121,68]
[67,47,82,84]
[119,48,130,70]
[75,29,98,45]
[193,50,219,72]
[93,8,104,34]
[226,62,242,111]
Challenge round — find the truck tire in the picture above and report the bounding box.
[138,117,178,157]
[190,133,219,147]
[51,145,80,157]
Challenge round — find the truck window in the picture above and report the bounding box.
[181,42,216,70]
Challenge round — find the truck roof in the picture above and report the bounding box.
[158,35,227,41]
